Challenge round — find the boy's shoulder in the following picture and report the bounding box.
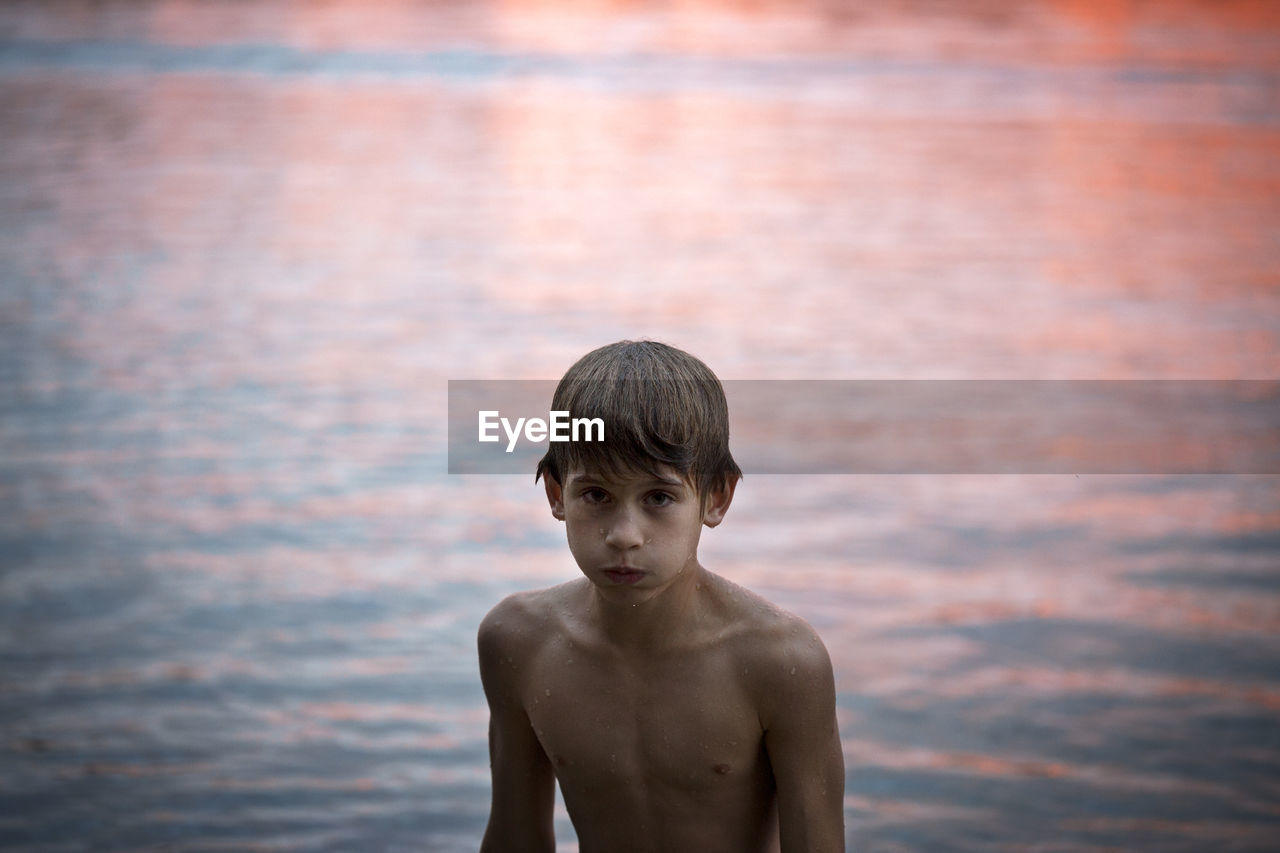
[702,572,837,729]
[476,580,582,658]
[704,571,831,666]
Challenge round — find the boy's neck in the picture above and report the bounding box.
[586,561,708,653]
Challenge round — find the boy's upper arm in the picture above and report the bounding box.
[477,598,556,853]
[758,621,846,853]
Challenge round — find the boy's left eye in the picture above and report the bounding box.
[646,492,675,507]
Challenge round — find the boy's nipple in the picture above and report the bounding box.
[713,763,731,775]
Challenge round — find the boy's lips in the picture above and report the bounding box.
[602,568,645,585]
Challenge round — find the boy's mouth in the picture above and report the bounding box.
[601,568,645,585]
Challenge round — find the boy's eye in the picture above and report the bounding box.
[646,491,676,507]
[580,488,609,504]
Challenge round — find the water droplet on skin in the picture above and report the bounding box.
[790,667,797,675]
[545,688,551,697]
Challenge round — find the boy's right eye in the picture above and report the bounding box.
[580,488,609,504]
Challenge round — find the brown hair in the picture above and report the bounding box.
[535,340,741,503]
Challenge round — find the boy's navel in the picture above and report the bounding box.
[713,763,731,775]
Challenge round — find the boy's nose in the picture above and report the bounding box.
[603,508,645,550]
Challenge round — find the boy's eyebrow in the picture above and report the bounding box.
[648,476,687,489]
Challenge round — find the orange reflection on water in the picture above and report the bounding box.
[908,665,1280,712]
[846,737,1073,780]
[6,0,1272,68]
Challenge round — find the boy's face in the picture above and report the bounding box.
[545,465,732,604]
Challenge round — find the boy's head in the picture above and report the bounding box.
[535,340,741,507]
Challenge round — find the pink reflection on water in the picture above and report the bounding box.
[145,541,572,593]
[9,71,1277,384]
[918,666,1280,713]
[287,700,485,725]
[14,0,1232,67]
[248,701,489,753]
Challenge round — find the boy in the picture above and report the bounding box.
[477,341,845,852]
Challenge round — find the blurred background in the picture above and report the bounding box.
[2,1,1278,850]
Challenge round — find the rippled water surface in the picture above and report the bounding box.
[2,1,1279,850]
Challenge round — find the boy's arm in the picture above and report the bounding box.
[477,604,556,853]
[760,625,846,853]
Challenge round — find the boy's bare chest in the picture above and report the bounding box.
[522,639,766,794]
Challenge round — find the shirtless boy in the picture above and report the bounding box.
[478,341,845,852]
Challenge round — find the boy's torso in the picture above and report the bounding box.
[514,574,784,853]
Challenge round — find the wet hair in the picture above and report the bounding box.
[535,340,742,504]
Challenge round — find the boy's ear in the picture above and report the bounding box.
[701,477,737,528]
[544,474,566,521]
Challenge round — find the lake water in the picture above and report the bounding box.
[2,1,1279,850]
